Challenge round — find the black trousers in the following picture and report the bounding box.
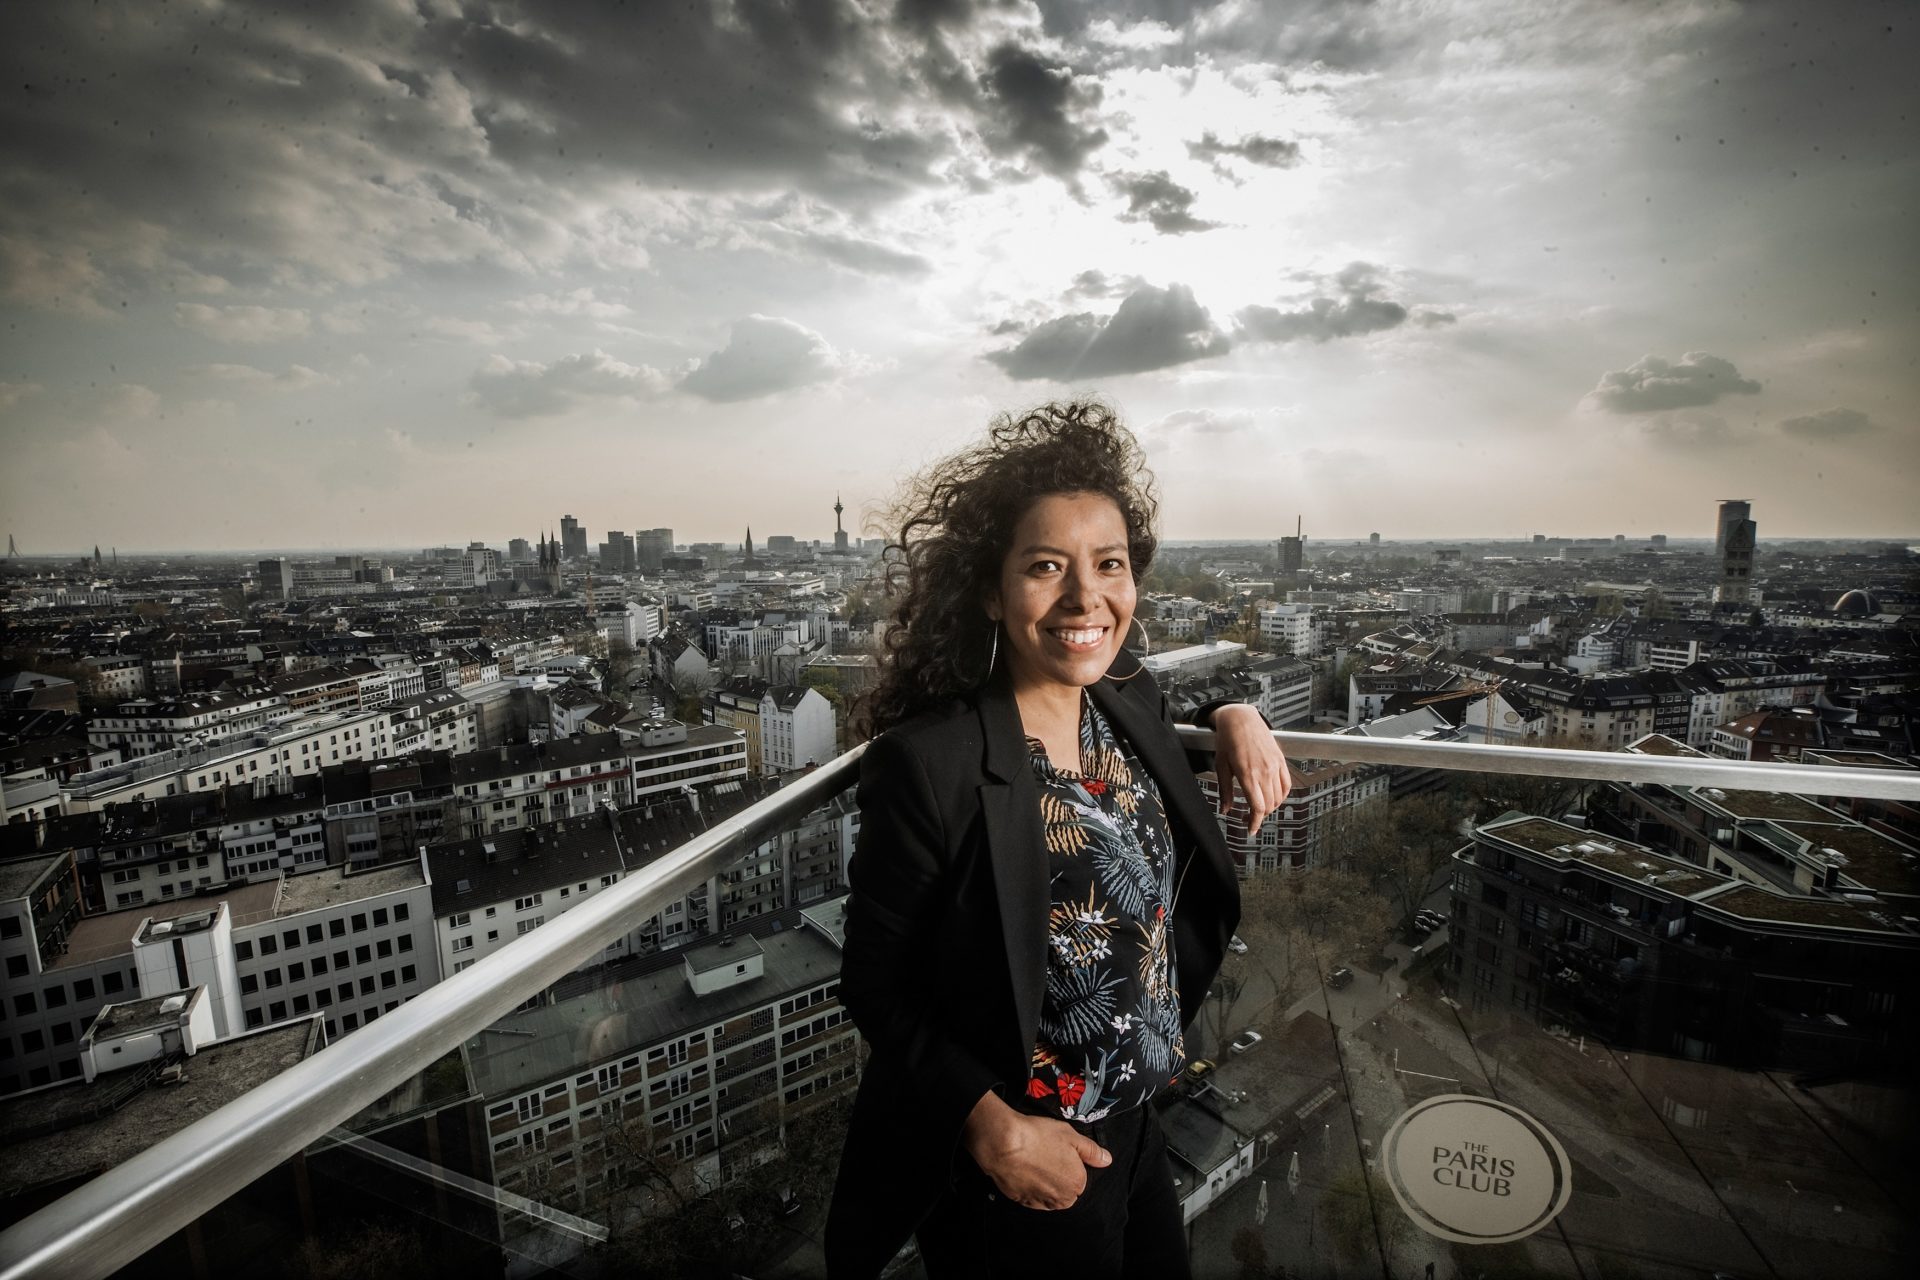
[915,1103,1191,1280]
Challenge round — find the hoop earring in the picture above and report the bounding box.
[985,624,999,680]
[1105,617,1151,682]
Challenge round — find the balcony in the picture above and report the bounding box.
[1,734,1916,1280]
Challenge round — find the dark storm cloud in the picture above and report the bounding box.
[1236,262,1424,344]
[0,0,951,308]
[986,283,1229,380]
[680,316,845,402]
[1586,353,1761,414]
[1113,171,1218,233]
[1778,408,1877,439]
[978,44,1111,179]
[1187,131,1302,169]
[895,0,993,34]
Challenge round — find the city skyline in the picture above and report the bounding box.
[2,0,1915,547]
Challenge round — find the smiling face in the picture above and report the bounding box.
[985,491,1138,697]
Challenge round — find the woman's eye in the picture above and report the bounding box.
[1029,559,1061,574]
[1101,558,1126,572]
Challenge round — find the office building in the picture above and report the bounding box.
[1714,499,1756,605]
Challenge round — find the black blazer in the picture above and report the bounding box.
[823,653,1242,1278]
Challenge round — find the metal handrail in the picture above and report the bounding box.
[2,732,1915,1278]
[1233,728,1920,801]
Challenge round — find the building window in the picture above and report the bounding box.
[517,917,543,936]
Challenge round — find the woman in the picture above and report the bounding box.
[824,402,1290,1279]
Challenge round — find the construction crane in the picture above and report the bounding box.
[1411,679,1506,743]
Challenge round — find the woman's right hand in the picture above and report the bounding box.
[961,1090,1112,1210]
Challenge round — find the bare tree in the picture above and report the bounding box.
[1240,868,1395,990]
[1462,731,1595,824]
[1351,791,1473,925]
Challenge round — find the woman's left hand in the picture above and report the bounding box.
[1210,703,1292,832]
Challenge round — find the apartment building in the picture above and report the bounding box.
[1447,815,1919,1069]
[446,728,747,841]
[428,812,656,978]
[468,900,857,1244]
[1677,658,1824,748]
[387,688,481,757]
[320,755,455,867]
[757,686,835,776]
[62,710,394,813]
[1198,757,1389,875]
[45,778,330,912]
[87,688,286,758]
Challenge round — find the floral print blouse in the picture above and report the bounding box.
[1023,692,1185,1122]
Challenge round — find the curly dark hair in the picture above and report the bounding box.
[860,400,1159,737]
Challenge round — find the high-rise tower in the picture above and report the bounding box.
[833,494,849,553]
[560,514,588,562]
[1278,515,1304,579]
[1713,499,1756,605]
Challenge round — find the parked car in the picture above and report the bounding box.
[1328,966,1355,989]
[1229,1030,1263,1055]
[1186,1058,1216,1081]
[1418,910,1449,928]
[1227,934,1248,954]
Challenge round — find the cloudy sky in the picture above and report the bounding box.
[1,0,1914,552]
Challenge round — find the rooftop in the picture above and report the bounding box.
[1800,749,1916,772]
[272,860,426,918]
[1481,817,1725,897]
[1625,733,1709,759]
[1770,821,1920,900]
[0,852,64,902]
[49,882,281,971]
[1694,883,1914,935]
[0,1019,320,1199]
[1683,786,1844,825]
[463,902,845,1101]
[87,989,200,1041]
